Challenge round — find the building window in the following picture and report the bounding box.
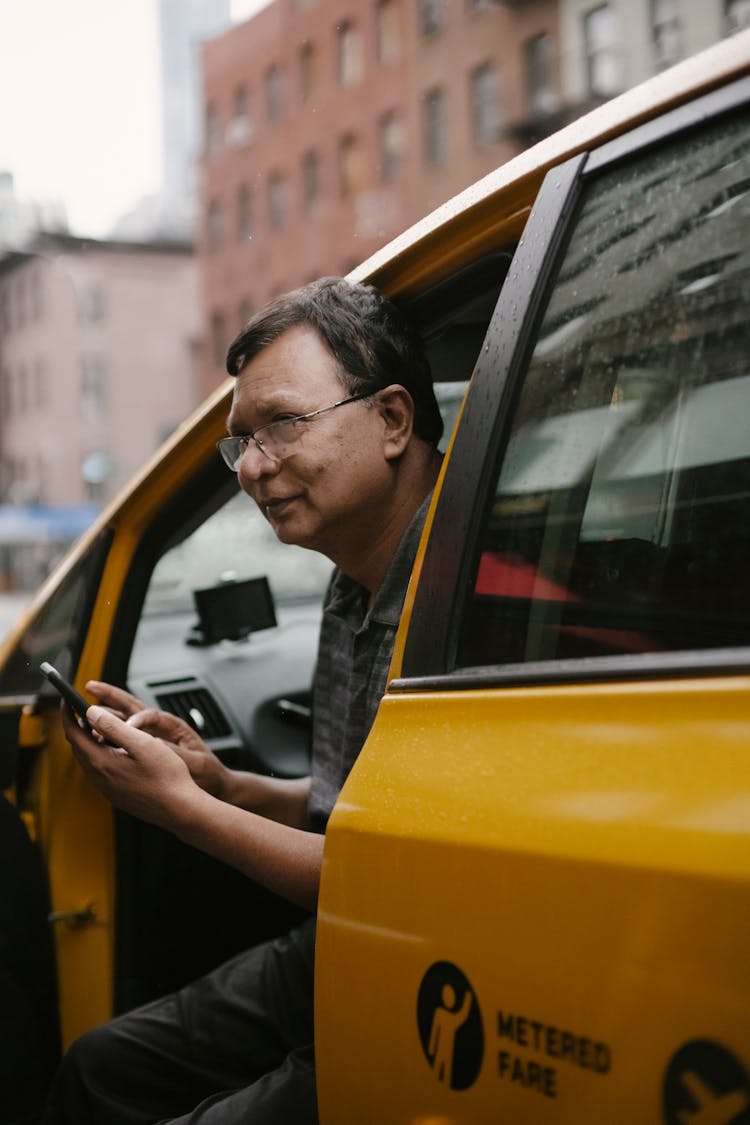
[210,312,227,368]
[423,87,446,167]
[420,0,444,37]
[237,185,253,241]
[79,284,105,324]
[205,103,222,159]
[1,370,10,417]
[206,200,224,252]
[338,134,364,198]
[725,0,750,34]
[379,111,404,183]
[376,0,401,64]
[470,62,501,146]
[651,0,682,69]
[29,271,43,321]
[299,41,317,102]
[82,450,113,499]
[15,278,26,330]
[33,359,46,410]
[302,150,322,212]
[266,64,284,123]
[81,355,107,421]
[228,85,252,146]
[584,4,620,97]
[525,33,556,117]
[268,171,288,229]
[337,21,363,86]
[16,364,28,414]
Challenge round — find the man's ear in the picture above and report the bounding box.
[377,385,415,460]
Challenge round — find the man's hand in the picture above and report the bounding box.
[86,680,232,801]
[62,705,201,834]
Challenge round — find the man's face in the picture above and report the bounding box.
[226,324,394,559]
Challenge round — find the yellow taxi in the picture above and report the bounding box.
[2,31,750,1123]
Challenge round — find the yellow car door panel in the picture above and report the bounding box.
[317,76,750,1123]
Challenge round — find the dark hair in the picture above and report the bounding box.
[225,277,443,446]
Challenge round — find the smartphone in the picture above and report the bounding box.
[40,662,94,732]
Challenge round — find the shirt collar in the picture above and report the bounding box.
[326,491,433,633]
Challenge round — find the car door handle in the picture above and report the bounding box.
[274,699,312,728]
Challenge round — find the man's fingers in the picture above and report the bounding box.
[85,681,146,717]
[86,706,153,757]
[128,708,192,741]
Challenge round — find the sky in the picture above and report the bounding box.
[0,0,267,238]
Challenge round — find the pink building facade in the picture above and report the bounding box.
[0,235,201,510]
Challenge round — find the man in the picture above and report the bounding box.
[45,277,443,1123]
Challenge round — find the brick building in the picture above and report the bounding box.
[198,0,560,391]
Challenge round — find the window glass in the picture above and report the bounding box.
[470,63,501,146]
[725,0,750,35]
[423,87,446,166]
[584,4,620,98]
[237,185,253,241]
[205,104,222,159]
[302,150,321,212]
[229,86,252,146]
[525,33,556,117]
[266,64,284,123]
[421,0,444,37]
[0,533,110,697]
[268,172,288,229]
[338,135,364,198]
[299,41,317,102]
[379,112,404,183]
[80,355,106,421]
[457,111,750,670]
[206,200,224,252]
[652,0,682,70]
[337,22,363,86]
[376,0,401,64]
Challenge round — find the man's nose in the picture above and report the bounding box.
[237,440,281,488]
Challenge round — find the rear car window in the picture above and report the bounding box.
[457,110,750,668]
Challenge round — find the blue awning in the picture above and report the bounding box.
[0,504,100,544]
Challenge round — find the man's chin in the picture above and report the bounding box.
[267,515,313,548]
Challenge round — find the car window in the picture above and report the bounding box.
[0,531,111,696]
[457,109,750,669]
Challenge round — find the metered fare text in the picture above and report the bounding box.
[497,1010,612,1099]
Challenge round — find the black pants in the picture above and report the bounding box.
[42,918,318,1124]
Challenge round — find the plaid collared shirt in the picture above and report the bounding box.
[307,494,431,832]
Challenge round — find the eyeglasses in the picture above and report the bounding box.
[217,392,371,470]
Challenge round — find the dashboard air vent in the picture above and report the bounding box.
[153,686,231,739]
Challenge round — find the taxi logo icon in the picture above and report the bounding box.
[417,961,484,1091]
[663,1038,750,1124]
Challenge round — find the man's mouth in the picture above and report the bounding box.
[261,495,300,518]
